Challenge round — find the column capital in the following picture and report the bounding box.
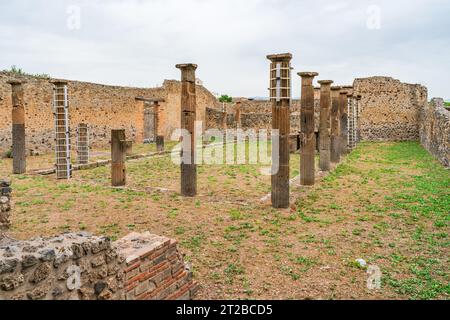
[175,63,198,71]
[331,86,342,91]
[267,53,293,62]
[298,72,319,78]
[318,80,334,86]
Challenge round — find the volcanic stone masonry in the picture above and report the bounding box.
[0,72,219,157]
[419,98,450,167]
[352,77,428,141]
[0,232,198,300]
[0,180,11,230]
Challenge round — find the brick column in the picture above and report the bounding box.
[153,101,165,152]
[318,80,333,171]
[235,101,242,129]
[342,86,354,154]
[356,95,362,144]
[298,72,319,186]
[268,53,292,209]
[339,89,349,156]
[330,86,342,163]
[111,129,126,187]
[7,81,26,174]
[176,64,198,197]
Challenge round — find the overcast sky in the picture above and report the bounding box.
[0,0,449,99]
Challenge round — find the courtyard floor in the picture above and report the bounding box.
[0,141,448,300]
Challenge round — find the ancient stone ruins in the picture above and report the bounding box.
[0,52,448,300]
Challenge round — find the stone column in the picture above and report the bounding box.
[339,89,349,156]
[153,101,165,152]
[298,72,319,186]
[7,81,26,174]
[342,86,353,154]
[0,180,11,230]
[235,101,242,129]
[222,104,228,132]
[330,86,342,163]
[318,80,333,171]
[176,64,198,197]
[347,95,354,150]
[111,129,126,187]
[268,53,292,209]
[356,95,362,144]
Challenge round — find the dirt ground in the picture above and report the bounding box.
[1,141,448,300]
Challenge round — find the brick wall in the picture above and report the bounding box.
[0,232,198,300]
[419,98,450,167]
[116,232,199,300]
[0,72,219,156]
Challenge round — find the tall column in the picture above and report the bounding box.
[318,80,333,171]
[235,101,242,129]
[356,95,362,144]
[7,81,26,174]
[76,123,89,165]
[52,81,72,180]
[111,129,126,187]
[347,96,354,150]
[222,104,228,131]
[267,53,292,209]
[176,64,198,197]
[153,101,165,152]
[330,86,342,163]
[342,86,354,154]
[339,89,349,156]
[298,72,319,186]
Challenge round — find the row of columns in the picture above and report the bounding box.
[267,53,363,209]
[5,81,91,177]
[173,59,363,209]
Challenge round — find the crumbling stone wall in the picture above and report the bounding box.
[0,72,219,156]
[0,232,198,300]
[353,77,428,141]
[0,180,11,230]
[420,98,450,167]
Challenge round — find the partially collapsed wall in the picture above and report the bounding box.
[0,72,219,156]
[0,232,198,300]
[420,98,450,167]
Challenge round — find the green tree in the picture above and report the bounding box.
[218,95,233,103]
